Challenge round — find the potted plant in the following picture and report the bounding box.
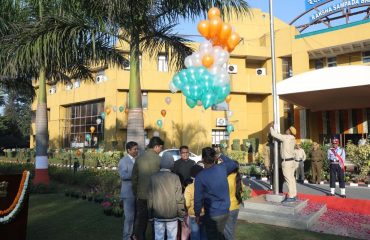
[112,206,123,217]
[81,192,87,200]
[102,201,113,216]
[87,194,93,201]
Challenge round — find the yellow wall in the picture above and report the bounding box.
[30,8,370,153]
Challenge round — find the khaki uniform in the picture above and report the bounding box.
[270,127,297,198]
[311,148,324,184]
[294,148,306,181]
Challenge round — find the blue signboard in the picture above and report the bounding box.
[305,0,326,10]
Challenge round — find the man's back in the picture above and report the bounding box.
[195,163,231,217]
[132,149,160,200]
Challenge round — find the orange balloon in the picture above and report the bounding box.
[106,108,111,115]
[225,95,232,103]
[124,108,129,114]
[202,55,214,68]
[197,20,210,39]
[227,32,241,50]
[209,17,222,38]
[161,109,166,117]
[90,126,95,133]
[76,150,81,156]
[208,7,221,20]
[219,23,232,42]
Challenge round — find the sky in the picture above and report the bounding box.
[175,0,307,36]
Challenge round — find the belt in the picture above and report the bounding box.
[295,160,303,162]
[122,179,132,181]
[312,160,322,162]
[283,158,294,161]
[330,162,339,164]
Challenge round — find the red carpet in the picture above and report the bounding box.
[252,189,370,215]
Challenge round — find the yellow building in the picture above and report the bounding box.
[30,8,370,153]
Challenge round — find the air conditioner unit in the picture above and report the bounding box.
[65,84,73,91]
[256,68,266,76]
[49,86,56,94]
[96,75,106,83]
[216,118,228,127]
[74,79,80,88]
[227,64,238,74]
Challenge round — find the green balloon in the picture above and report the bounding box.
[186,98,197,108]
[119,106,124,112]
[202,92,216,110]
[227,124,234,134]
[156,119,163,128]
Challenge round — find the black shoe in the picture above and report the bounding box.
[340,195,346,198]
[282,197,297,203]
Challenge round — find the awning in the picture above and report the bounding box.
[277,65,370,112]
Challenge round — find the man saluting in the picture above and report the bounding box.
[327,139,346,198]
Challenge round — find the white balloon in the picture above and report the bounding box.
[209,65,221,76]
[212,46,224,59]
[214,73,230,86]
[96,118,102,125]
[192,52,202,67]
[199,41,213,56]
[169,81,178,93]
[227,111,233,117]
[184,56,194,68]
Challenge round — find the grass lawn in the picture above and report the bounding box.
[27,194,354,240]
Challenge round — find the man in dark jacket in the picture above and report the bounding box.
[148,152,185,240]
[173,145,195,188]
[194,147,238,240]
[132,137,164,240]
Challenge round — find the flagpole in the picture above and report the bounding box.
[268,0,281,195]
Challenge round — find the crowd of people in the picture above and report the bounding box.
[118,137,243,240]
[268,124,348,202]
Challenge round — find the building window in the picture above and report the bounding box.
[327,57,337,67]
[282,57,292,79]
[212,129,229,145]
[127,92,148,109]
[157,55,168,72]
[315,58,324,69]
[212,101,229,111]
[362,51,370,63]
[125,55,142,70]
[62,100,105,148]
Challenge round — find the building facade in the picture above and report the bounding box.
[30,8,370,153]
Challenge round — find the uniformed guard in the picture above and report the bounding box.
[327,138,346,198]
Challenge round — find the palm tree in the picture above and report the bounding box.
[0,0,127,184]
[85,0,250,150]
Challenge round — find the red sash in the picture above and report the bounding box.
[331,148,345,171]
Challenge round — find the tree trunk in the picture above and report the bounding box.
[127,30,145,150]
[34,68,49,185]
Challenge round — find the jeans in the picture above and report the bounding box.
[122,197,135,240]
[190,217,207,240]
[224,209,239,240]
[154,220,178,240]
[204,214,229,240]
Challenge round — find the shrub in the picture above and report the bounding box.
[226,151,246,164]
[346,142,370,179]
[30,183,58,194]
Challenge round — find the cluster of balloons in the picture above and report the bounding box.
[169,7,240,110]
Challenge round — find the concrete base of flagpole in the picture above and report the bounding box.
[265,193,285,202]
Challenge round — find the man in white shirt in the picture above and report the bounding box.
[118,141,139,240]
[294,143,306,183]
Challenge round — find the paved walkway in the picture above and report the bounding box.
[245,178,370,200]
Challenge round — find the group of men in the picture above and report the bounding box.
[269,124,347,203]
[118,137,238,240]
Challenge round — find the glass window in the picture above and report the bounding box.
[315,58,324,69]
[362,51,370,63]
[127,92,148,109]
[62,100,105,148]
[327,57,337,67]
[125,55,142,70]
[212,129,229,145]
[158,55,168,72]
[282,57,292,79]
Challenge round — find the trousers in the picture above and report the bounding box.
[122,197,135,240]
[282,160,297,198]
[311,161,323,183]
[329,164,345,188]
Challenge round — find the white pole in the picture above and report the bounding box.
[269,0,281,195]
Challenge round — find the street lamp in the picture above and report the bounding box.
[268,0,281,196]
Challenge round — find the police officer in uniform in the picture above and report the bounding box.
[327,139,346,198]
[270,125,297,203]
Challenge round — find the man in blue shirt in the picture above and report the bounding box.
[194,147,238,240]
